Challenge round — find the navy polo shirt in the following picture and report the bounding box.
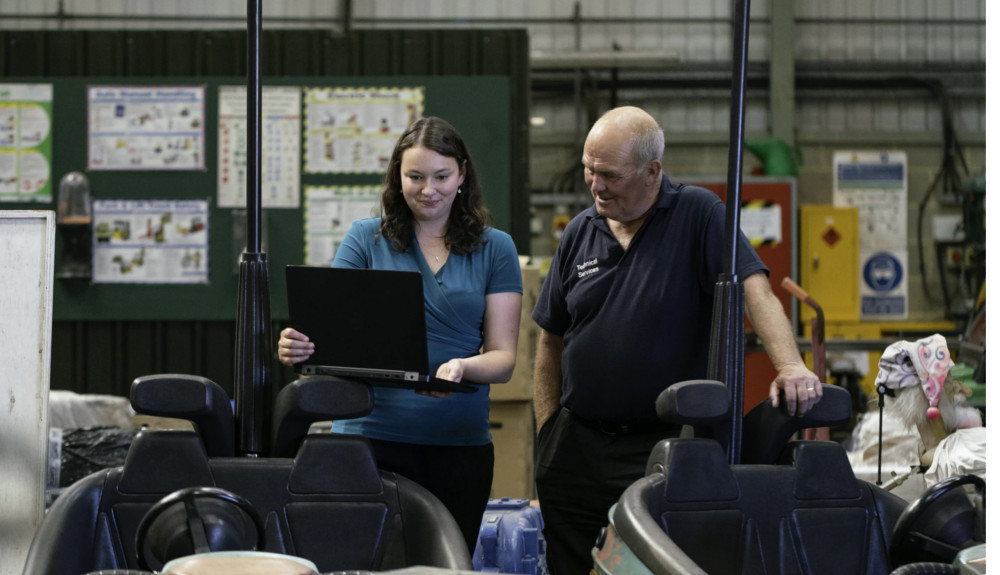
[532,176,767,423]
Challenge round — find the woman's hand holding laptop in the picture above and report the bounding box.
[418,359,466,399]
[277,327,315,366]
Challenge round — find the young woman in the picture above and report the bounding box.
[278,116,522,552]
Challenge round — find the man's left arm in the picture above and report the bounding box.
[743,272,821,416]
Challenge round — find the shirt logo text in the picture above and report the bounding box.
[577,258,599,278]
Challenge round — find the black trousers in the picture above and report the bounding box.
[535,408,680,575]
[368,438,494,554]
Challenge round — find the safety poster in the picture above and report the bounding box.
[833,151,908,320]
[0,83,53,202]
[92,199,209,284]
[303,87,423,174]
[217,85,301,208]
[87,85,206,171]
[303,185,381,266]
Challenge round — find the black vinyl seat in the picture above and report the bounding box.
[601,381,909,575]
[23,376,472,574]
[614,438,906,575]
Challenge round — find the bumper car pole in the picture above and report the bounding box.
[706,0,752,464]
[233,0,272,456]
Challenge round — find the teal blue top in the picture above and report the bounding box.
[329,217,522,445]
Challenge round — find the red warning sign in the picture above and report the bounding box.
[822,227,841,247]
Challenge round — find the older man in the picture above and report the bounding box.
[532,106,821,574]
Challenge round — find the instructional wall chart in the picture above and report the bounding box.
[303,87,423,174]
[833,151,908,319]
[92,199,209,284]
[218,85,301,208]
[304,185,380,266]
[0,83,53,202]
[87,86,205,171]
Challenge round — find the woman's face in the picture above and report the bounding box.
[399,145,465,228]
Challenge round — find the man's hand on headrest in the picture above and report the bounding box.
[770,363,822,417]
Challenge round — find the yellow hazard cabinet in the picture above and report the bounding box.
[799,206,956,398]
[799,205,860,323]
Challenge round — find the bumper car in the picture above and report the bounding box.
[22,375,473,575]
[592,380,985,575]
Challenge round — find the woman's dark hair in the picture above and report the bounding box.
[380,116,492,254]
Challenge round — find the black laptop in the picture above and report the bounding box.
[285,265,479,393]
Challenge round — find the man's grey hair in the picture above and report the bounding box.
[630,123,664,172]
[592,106,665,172]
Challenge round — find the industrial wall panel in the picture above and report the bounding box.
[273,31,320,76]
[400,30,436,75]
[631,0,665,52]
[5,28,529,397]
[2,0,49,15]
[796,0,985,63]
[961,100,986,133]
[534,94,769,138]
[80,322,117,395]
[522,3,562,53]
[480,30,515,75]
[798,96,984,138]
[3,31,46,75]
[319,33,359,76]
[122,31,164,75]
[438,31,475,75]
[358,29,399,76]
[3,0,986,68]
[123,322,158,388]
[162,322,197,375]
[163,32,201,76]
[45,32,85,75]
[85,31,125,75]
[202,31,243,76]
[201,321,239,396]
[355,0,771,61]
[48,319,299,397]
[49,323,76,390]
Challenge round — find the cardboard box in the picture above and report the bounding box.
[489,400,535,499]
[490,264,540,402]
[130,415,195,431]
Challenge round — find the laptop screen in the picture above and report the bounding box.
[285,266,430,374]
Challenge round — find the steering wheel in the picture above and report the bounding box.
[889,474,985,569]
[135,486,266,571]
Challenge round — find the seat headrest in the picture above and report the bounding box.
[271,377,375,457]
[282,376,375,421]
[119,430,215,493]
[650,439,740,503]
[131,374,234,457]
[741,384,852,464]
[288,434,383,495]
[655,380,730,426]
[785,441,861,500]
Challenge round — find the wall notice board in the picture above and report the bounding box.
[0,76,511,322]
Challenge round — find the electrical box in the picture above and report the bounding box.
[799,205,859,324]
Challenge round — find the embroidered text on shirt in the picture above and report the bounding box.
[577,258,599,278]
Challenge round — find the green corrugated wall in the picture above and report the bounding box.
[0,28,530,398]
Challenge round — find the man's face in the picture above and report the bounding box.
[581,130,654,225]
